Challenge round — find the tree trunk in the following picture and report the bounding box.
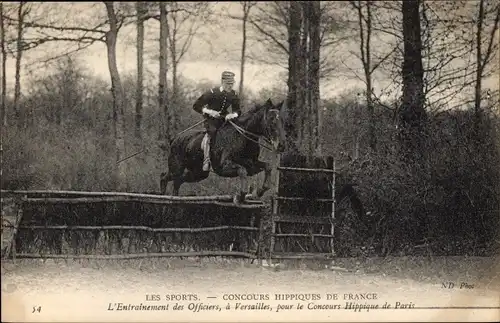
[353,0,376,152]
[286,1,301,152]
[135,1,145,139]
[169,21,177,118]
[398,0,427,163]
[104,2,127,191]
[0,2,6,127]
[14,2,25,129]
[474,0,484,135]
[158,2,169,145]
[239,2,250,99]
[298,2,309,152]
[364,1,375,152]
[309,1,321,156]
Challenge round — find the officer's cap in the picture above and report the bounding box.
[221,71,235,84]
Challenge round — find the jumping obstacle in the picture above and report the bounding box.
[268,153,341,261]
[1,190,267,261]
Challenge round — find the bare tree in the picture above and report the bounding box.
[308,1,321,155]
[398,0,427,162]
[158,2,169,145]
[367,1,495,114]
[226,1,346,80]
[238,1,255,98]
[14,2,30,129]
[340,1,401,152]
[286,1,301,150]
[164,2,213,112]
[474,0,499,131]
[1,2,6,126]
[135,1,145,139]
[286,1,322,158]
[104,1,127,191]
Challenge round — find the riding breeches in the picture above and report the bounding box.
[203,116,223,138]
[202,117,223,170]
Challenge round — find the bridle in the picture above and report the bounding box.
[228,108,281,152]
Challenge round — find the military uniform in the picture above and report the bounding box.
[193,86,241,137]
[193,71,241,171]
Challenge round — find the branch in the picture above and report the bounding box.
[370,44,398,73]
[147,7,200,21]
[481,5,500,71]
[247,16,288,54]
[3,16,109,34]
[20,34,106,51]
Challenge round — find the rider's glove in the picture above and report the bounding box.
[225,112,238,121]
[202,107,221,118]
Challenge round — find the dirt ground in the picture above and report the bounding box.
[2,256,499,322]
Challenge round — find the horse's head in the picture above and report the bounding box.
[261,98,286,153]
[238,98,286,152]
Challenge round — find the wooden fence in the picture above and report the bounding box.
[1,190,267,261]
[268,154,341,262]
[1,155,355,263]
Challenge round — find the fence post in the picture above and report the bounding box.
[330,159,336,256]
[269,153,281,266]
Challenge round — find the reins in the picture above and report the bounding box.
[117,108,279,164]
[228,120,275,152]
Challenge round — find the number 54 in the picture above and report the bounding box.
[32,306,42,313]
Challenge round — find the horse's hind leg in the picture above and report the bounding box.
[172,178,183,196]
[160,172,184,196]
[235,166,248,204]
[161,154,185,196]
[160,172,172,195]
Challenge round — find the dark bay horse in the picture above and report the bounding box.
[160,98,286,204]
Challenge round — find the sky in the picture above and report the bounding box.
[3,1,498,106]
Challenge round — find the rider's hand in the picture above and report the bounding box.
[202,107,220,118]
[225,112,238,121]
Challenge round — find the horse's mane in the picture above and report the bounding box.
[237,103,266,125]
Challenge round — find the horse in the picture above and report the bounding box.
[160,98,286,204]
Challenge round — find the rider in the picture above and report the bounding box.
[193,71,241,171]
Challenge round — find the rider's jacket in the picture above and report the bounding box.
[193,87,241,118]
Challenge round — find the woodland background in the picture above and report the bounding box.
[1,1,499,256]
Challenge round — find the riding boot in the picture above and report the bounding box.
[203,133,211,171]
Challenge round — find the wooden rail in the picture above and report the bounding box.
[274,233,334,238]
[277,166,338,174]
[15,251,257,260]
[270,252,334,259]
[18,225,259,232]
[1,190,262,204]
[2,190,267,210]
[275,196,334,202]
[21,198,265,209]
[273,216,335,224]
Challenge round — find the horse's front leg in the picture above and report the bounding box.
[218,159,248,204]
[253,160,272,198]
[236,166,248,204]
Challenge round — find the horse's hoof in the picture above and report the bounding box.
[234,192,246,205]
